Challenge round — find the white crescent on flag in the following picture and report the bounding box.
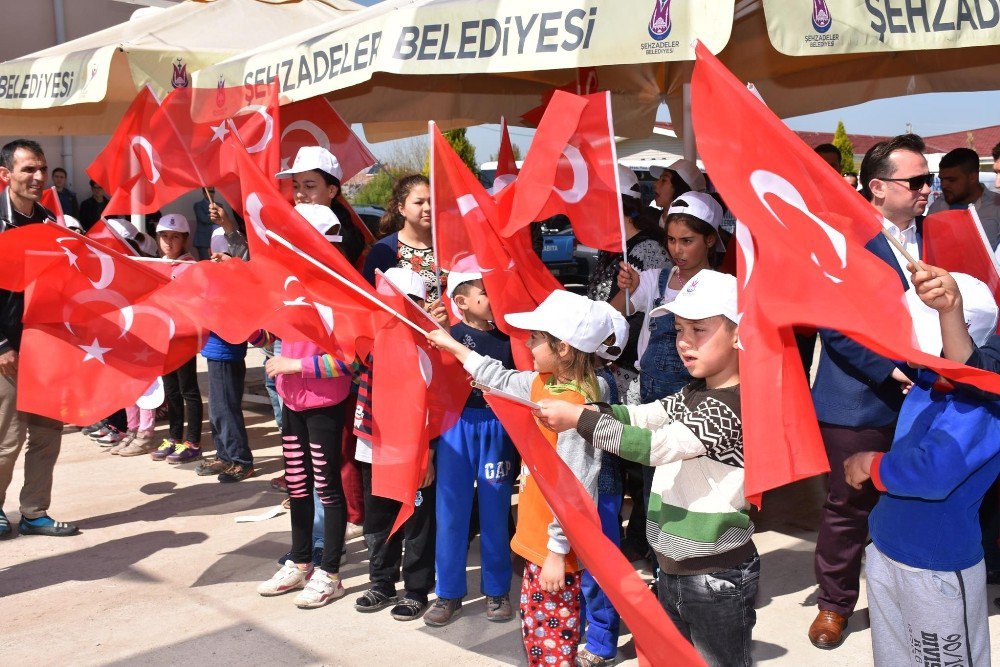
[129,135,161,184]
[749,169,847,284]
[244,193,270,245]
[553,144,588,204]
[56,237,116,290]
[229,105,274,155]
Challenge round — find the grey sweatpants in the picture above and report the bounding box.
[865,542,990,667]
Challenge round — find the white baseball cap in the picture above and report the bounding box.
[593,300,629,361]
[650,269,739,323]
[107,217,141,240]
[649,158,707,193]
[294,203,342,243]
[210,226,230,254]
[383,267,427,301]
[445,270,484,299]
[505,290,615,354]
[276,146,344,182]
[906,272,998,353]
[156,213,190,235]
[63,215,83,232]
[666,192,726,252]
[618,165,641,200]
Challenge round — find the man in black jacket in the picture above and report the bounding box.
[0,139,77,538]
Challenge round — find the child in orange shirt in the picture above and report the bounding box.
[428,290,615,666]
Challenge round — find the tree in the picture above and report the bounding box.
[488,143,523,163]
[422,128,479,176]
[832,121,856,174]
[350,138,428,208]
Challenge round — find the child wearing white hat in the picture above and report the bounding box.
[536,270,758,667]
[427,289,616,665]
[423,270,518,628]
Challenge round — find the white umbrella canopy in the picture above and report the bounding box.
[0,0,364,135]
[192,0,735,140]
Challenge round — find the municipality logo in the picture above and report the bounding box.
[648,0,672,41]
[811,0,832,33]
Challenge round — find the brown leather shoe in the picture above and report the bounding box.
[808,610,848,649]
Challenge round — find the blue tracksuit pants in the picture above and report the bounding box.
[435,407,515,599]
[581,491,623,659]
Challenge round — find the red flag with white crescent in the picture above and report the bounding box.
[691,40,1000,500]
[0,224,204,423]
[431,123,560,368]
[39,187,64,227]
[491,117,520,195]
[280,97,376,185]
[499,91,624,253]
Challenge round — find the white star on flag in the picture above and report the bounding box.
[132,347,154,363]
[210,122,230,143]
[279,157,291,171]
[79,338,112,364]
[61,245,79,268]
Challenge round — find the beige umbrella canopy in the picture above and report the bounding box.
[665,0,1000,134]
[192,0,735,140]
[0,0,363,135]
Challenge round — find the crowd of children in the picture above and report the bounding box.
[67,145,1000,667]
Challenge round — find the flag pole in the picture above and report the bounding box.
[605,91,632,316]
[880,228,922,270]
[428,120,444,299]
[264,229,428,336]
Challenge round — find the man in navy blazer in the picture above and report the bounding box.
[808,134,932,649]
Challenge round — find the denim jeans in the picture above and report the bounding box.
[657,552,760,667]
[207,359,251,466]
[264,341,283,431]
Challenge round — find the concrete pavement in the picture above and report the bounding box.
[2,361,998,665]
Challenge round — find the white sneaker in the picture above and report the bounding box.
[258,560,312,597]
[293,569,345,609]
[344,522,363,541]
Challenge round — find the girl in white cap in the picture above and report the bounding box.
[274,145,367,267]
[427,290,615,666]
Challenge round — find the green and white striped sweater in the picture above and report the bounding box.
[576,381,754,573]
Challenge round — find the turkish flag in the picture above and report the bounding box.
[280,96,376,184]
[430,123,561,368]
[0,225,203,423]
[369,272,469,533]
[484,394,705,667]
[210,144,382,360]
[160,81,280,191]
[490,117,519,195]
[691,41,1000,500]
[500,90,625,253]
[39,187,64,227]
[85,218,140,257]
[922,208,1000,309]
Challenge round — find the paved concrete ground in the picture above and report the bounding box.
[2,356,999,665]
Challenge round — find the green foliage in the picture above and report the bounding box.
[488,143,523,163]
[832,121,856,174]
[423,128,479,176]
[350,168,396,207]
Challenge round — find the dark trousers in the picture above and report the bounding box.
[163,356,202,443]
[207,359,251,466]
[815,422,894,616]
[283,403,346,574]
[360,461,436,600]
[657,553,760,667]
[107,408,127,432]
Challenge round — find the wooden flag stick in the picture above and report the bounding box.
[203,187,214,203]
[881,228,922,271]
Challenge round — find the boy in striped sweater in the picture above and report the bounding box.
[537,270,757,667]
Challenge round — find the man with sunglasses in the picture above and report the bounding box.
[808,134,927,650]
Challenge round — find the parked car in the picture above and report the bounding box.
[352,205,385,237]
[540,217,598,287]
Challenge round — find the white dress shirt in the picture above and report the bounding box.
[882,218,919,277]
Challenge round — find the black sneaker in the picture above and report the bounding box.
[0,510,11,539]
[82,421,106,436]
[423,597,462,626]
[196,458,230,477]
[218,464,254,483]
[354,587,398,613]
[390,594,428,621]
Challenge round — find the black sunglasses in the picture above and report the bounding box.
[879,173,933,191]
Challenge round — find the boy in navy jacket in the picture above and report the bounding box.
[844,271,1000,666]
